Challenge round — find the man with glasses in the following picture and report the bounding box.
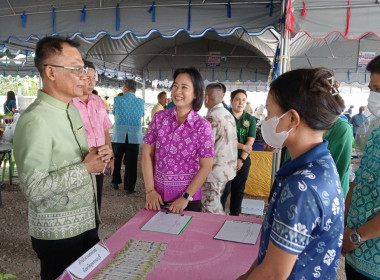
[14,36,112,280]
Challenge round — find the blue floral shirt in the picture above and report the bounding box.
[257,141,344,279]
[346,125,380,279]
[111,92,145,144]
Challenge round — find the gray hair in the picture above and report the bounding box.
[124,79,137,92]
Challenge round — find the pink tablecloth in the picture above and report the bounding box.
[71,209,262,280]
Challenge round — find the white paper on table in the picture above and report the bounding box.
[214,220,262,245]
[141,211,193,235]
[241,199,265,210]
[241,208,264,216]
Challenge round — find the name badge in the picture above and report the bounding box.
[64,241,110,280]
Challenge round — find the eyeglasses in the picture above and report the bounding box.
[44,64,88,76]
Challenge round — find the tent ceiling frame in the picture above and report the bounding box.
[6,0,15,15]
[293,3,380,10]
[0,1,282,18]
[118,35,162,66]
[324,39,335,59]
[355,39,361,72]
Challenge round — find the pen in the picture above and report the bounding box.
[101,162,108,175]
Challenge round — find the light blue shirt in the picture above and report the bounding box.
[111,92,145,144]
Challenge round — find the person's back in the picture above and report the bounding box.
[350,106,368,137]
[323,116,353,197]
[113,92,144,141]
[111,80,145,194]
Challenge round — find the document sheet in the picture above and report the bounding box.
[141,211,193,235]
[214,220,262,245]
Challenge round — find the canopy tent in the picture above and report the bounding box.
[287,0,380,85]
[0,0,283,87]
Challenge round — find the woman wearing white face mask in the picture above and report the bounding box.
[238,68,345,280]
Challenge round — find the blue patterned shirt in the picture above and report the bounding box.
[257,141,344,280]
[346,125,380,279]
[111,92,145,144]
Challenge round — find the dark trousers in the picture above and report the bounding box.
[345,260,373,280]
[31,228,99,280]
[95,173,104,213]
[112,135,139,192]
[221,157,251,216]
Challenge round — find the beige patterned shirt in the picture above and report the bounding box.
[205,103,237,182]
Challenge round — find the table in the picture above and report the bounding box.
[63,209,262,280]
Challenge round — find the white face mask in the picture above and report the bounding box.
[261,111,293,148]
[368,91,380,118]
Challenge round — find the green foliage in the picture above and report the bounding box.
[0,273,17,280]
[0,75,39,96]
[145,116,151,126]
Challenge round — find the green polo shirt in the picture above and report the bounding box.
[231,110,256,157]
[282,117,353,197]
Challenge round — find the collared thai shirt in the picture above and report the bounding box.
[72,94,112,148]
[231,110,256,157]
[144,108,215,201]
[257,141,344,280]
[112,92,145,144]
[13,90,97,240]
[346,125,380,279]
[151,103,164,119]
[205,103,237,182]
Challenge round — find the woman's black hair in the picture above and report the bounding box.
[270,68,345,130]
[172,67,204,112]
[5,91,16,106]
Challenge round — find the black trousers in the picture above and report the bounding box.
[221,157,251,216]
[31,228,99,280]
[345,260,373,280]
[112,134,139,192]
[95,173,104,213]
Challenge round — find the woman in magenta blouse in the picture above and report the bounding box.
[143,67,214,213]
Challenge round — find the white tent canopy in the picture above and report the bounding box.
[288,0,380,84]
[0,0,282,85]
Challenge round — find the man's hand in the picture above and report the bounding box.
[97,145,113,162]
[237,158,244,171]
[242,144,252,154]
[342,227,359,256]
[83,145,112,173]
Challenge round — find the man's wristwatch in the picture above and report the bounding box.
[349,229,364,245]
[182,192,193,201]
[239,156,246,163]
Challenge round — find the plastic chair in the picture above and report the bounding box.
[2,151,15,183]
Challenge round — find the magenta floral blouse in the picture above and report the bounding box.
[144,107,214,201]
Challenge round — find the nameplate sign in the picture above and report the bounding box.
[65,241,110,280]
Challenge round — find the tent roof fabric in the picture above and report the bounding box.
[290,0,380,40]
[0,0,282,83]
[0,0,281,40]
[289,0,380,84]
